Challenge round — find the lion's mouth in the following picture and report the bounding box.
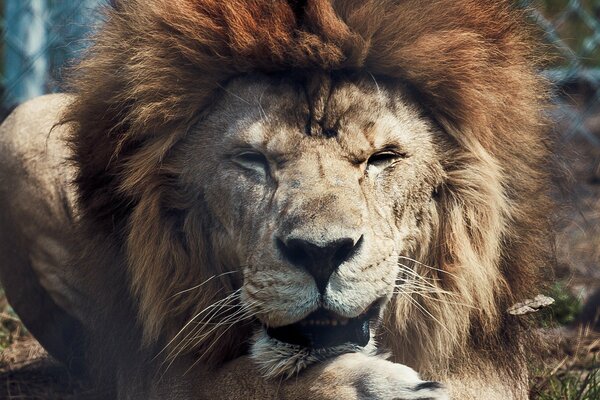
[265,303,381,349]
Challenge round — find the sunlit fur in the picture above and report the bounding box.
[61,0,552,398]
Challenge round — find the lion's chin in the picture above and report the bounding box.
[250,328,377,379]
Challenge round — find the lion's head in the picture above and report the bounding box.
[65,0,552,381]
[176,73,448,376]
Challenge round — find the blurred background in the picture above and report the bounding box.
[0,0,598,399]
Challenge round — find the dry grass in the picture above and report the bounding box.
[531,328,600,400]
[0,288,27,352]
[0,289,99,399]
[0,338,98,400]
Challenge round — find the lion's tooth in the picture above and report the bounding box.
[331,320,338,326]
[340,319,348,326]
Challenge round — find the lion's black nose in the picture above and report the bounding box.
[277,235,363,293]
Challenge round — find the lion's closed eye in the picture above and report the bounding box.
[232,150,270,176]
[367,149,406,175]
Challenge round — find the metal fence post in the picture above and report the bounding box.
[4,0,48,106]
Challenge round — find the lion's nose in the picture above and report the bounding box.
[277,235,363,293]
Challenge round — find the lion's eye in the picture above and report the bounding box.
[367,150,405,172]
[232,151,269,175]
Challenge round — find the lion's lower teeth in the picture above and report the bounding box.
[300,319,349,326]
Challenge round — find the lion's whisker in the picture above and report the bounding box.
[185,306,256,350]
[398,263,442,283]
[184,318,241,376]
[161,301,257,374]
[398,255,458,278]
[394,289,478,310]
[169,303,261,375]
[395,279,459,298]
[368,71,381,96]
[164,296,244,359]
[189,301,256,339]
[257,86,269,122]
[155,288,243,360]
[396,263,462,299]
[190,303,259,360]
[170,271,239,298]
[397,266,449,294]
[167,298,263,364]
[397,263,441,285]
[397,291,454,335]
[217,83,251,105]
[394,273,450,291]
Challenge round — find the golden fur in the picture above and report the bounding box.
[0,1,553,399]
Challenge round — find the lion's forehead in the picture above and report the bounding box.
[211,75,436,159]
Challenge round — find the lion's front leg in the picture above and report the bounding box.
[173,354,448,400]
[304,353,448,400]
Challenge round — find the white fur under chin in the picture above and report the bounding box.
[249,328,378,379]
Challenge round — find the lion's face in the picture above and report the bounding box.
[179,73,446,375]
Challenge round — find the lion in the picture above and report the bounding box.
[0,1,553,399]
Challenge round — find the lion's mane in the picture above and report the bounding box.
[64,0,552,380]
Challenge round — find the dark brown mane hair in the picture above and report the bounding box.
[64,0,552,378]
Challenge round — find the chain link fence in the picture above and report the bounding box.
[1,0,103,108]
[1,0,600,152]
[521,0,600,150]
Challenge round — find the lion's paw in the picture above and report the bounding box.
[308,353,448,400]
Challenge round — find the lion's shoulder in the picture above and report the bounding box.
[1,93,73,162]
[0,93,76,211]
